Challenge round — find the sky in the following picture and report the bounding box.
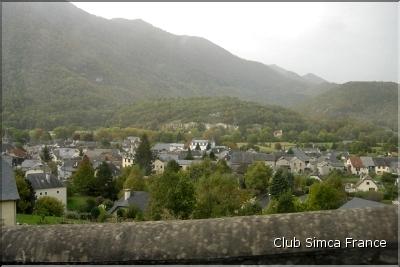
[72,2,398,83]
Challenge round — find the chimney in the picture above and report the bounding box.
[124,189,131,200]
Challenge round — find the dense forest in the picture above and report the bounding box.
[297,82,398,131]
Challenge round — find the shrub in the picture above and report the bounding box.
[65,211,80,220]
[355,191,384,202]
[90,207,100,220]
[34,196,65,217]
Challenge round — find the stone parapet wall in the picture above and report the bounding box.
[1,206,398,264]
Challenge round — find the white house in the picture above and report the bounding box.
[26,173,67,207]
[346,156,369,176]
[355,176,379,192]
[122,154,135,168]
[153,159,167,174]
[189,139,215,151]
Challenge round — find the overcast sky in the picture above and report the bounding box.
[72,2,398,83]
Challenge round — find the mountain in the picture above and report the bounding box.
[111,97,307,130]
[269,64,327,86]
[297,82,398,130]
[302,73,327,85]
[3,2,327,129]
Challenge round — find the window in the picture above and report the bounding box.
[366,182,370,185]
[45,192,47,195]
[57,191,59,194]
[40,192,42,195]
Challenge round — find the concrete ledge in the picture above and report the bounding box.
[1,206,398,264]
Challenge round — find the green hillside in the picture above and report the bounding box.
[2,2,326,129]
[298,82,398,130]
[111,97,307,130]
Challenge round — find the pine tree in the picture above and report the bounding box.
[72,155,95,195]
[195,143,201,150]
[95,161,117,199]
[41,145,52,162]
[185,147,194,160]
[269,169,290,199]
[135,134,153,175]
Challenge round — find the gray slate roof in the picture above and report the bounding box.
[360,156,375,167]
[1,158,20,201]
[339,197,387,209]
[230,151,274,165]
[291,148,310,162]
[26,173,64,190]
[108,191,150,214]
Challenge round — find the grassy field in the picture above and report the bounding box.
[16,214,86,225]
[67,195,94,211]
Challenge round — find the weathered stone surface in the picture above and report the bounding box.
[1,206,398,264]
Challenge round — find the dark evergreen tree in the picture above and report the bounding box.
[95,161,117,199]
[269,169,290,199]
[15,170,36,214]
[40,145,52,162]
[209,151,216,160]
[166,160,181,173]
[195,143,201,150]
[72,155,95,195]
[185,147,194,160]
[206,142,211,150]
[135,134,153,175]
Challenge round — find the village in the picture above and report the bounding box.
[1,128,399,227]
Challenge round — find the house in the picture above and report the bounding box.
[189,139,215,151]
[107,189,149,215]
[346,156,368,175]
[151,143,185,154]
[153,158,199,174]
[275,156,293,171]
[122,153,135,168]
[339,197,387,209]
[122,136,141,154]
[5,147,28,166]
[354,175,378,192]
[20,159,44,172]
[26,173,67,206]
[273,130,283,138]
[344,183,356,193]
[228,151,274,173]
[52,147,80,162]
[289,156,306,174]
[317,160,345,176]
[373,157,391,175]
[387,158,399,175]
[1,158,20,226]
[360,156,375,173]
[58,159,80,180]
[153,159,167,174]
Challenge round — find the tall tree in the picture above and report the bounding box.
[148,171,195,220]
[72,155,95,195]
[244,162,273,194]
[123,165,146,191]
[15,170,36,214]
[135,134,153,175]
[40,145,52,162]
[269,169,290,199]
[95,161,117,199]
[185,147,194,160]
[193,173,251,219]
[307,182,346,211]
